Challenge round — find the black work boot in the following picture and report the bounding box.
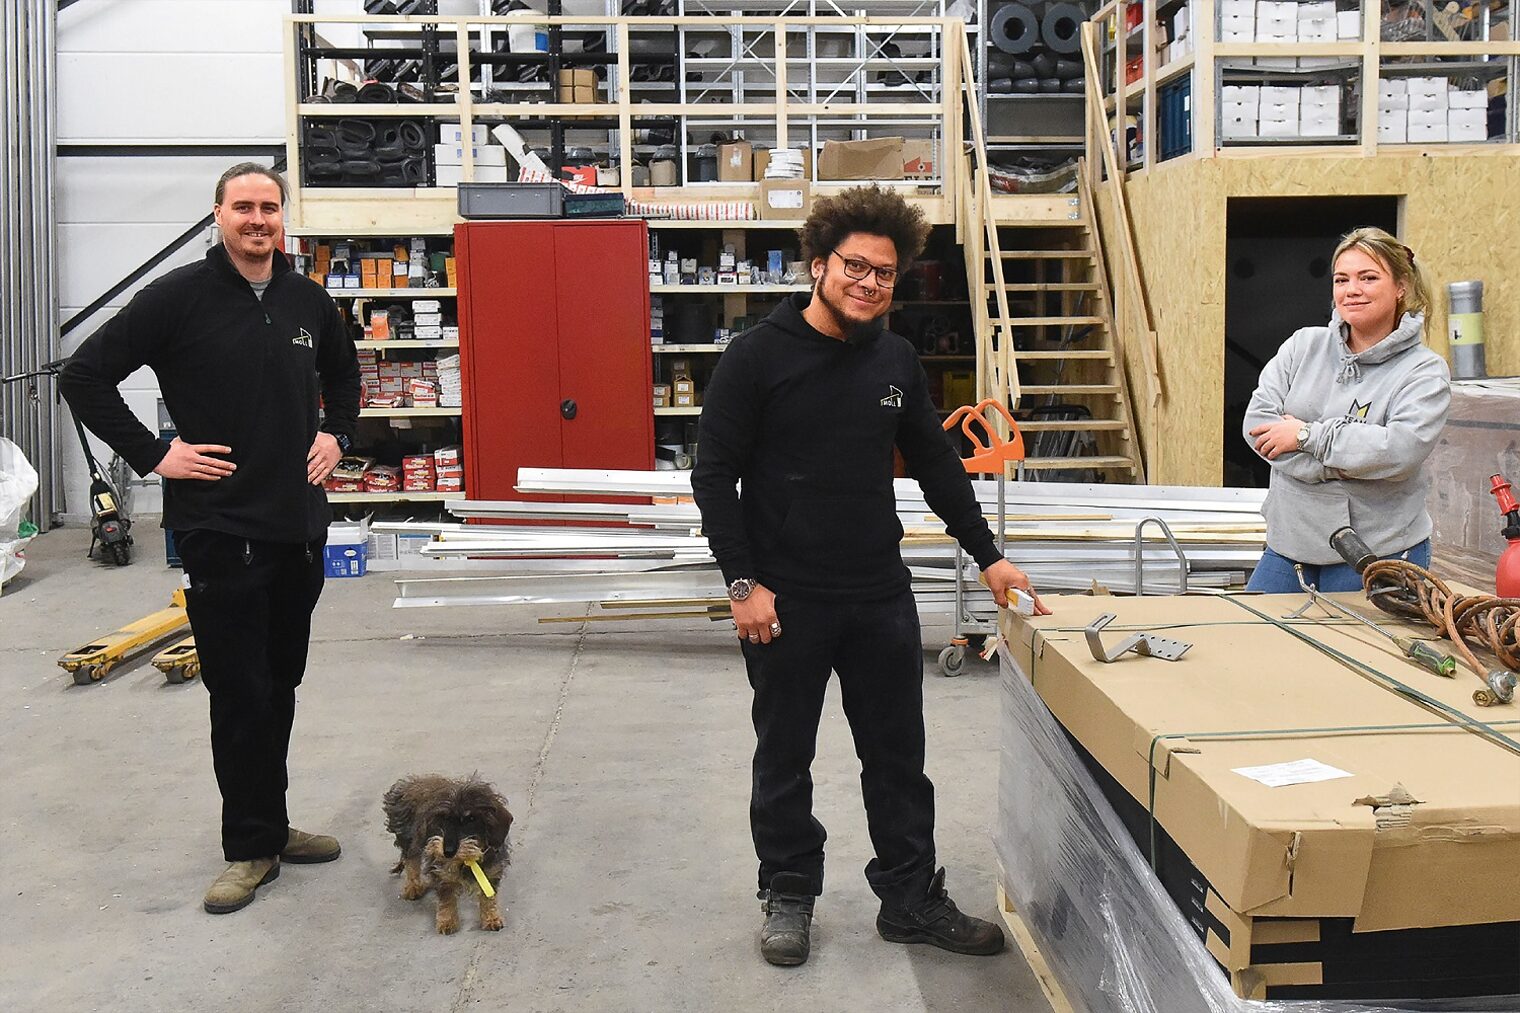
[758,872,816,966]
[876,868,1006,956]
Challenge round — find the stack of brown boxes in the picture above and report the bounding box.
[557,69,598,104]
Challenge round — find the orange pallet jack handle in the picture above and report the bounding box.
[941,398,1025,474]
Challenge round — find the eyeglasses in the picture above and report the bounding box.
[830,250,899,288]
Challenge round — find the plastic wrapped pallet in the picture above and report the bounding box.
[1427,378,1520,592]
[996,601,1520,1012]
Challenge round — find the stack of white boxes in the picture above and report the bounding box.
[1220,0,1255,42]
[1222,84,1260,138]
[1299,84,1340,136]
[1258,84,1300,136]
[1381,78,1490,144]
[1219,2,1361,69]
[1254,1,1298,68]
[1162,2,1193,66]
[434,123,509,187]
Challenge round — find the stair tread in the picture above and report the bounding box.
[1017,419,1129,430]
[987,250,1095,259]
[1021,456,1138,470]
[1012,349,1112,359]
[994,315,1105,326]
[1019,383,1122,394]
[1002,283,1101,291]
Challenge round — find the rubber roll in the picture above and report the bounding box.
[1038,78,1062,93]
[1012,76,1041,93]
[1041,2,1085,54]
[1031,52,1056,78]
[1062,76,1086,93]
[990,3,1038,55]
[1054,58,1084,80]
[987,77,1016,94]
[398,120,427,151]
[357,81,395,104]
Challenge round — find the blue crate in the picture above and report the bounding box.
[323,543,367,578]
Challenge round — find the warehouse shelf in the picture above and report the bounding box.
[654,406,704,415]
[327,491,465,503]
[328,288,457,298]
[647,219,807,229]
[359,407,463,418]
[354,340,459,350]
[652,343,729,352]
[650,283,811,293]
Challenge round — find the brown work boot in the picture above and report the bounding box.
[281,827,341,864]
[876,868,1005,956]
[203,858,280,914]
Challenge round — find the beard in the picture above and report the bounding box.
[813,276,888,342]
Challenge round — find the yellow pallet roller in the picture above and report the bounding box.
[150,636,199,684]
[57,588,190,686]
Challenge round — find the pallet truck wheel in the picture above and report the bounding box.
[938,645,966,678]
[71,666,94,687]
[164,665,189,685]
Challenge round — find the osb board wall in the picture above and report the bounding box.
[1103,153,1519,486]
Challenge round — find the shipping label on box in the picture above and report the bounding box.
[757,179,811,220]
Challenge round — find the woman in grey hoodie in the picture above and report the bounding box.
[1243,227,1451,593]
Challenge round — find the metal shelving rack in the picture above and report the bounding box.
[979,0,1097,159]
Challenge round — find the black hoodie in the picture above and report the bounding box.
[692,293,1002,601]
[60,244,360,543]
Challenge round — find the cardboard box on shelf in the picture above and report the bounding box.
[673,392,697,408]
[652,383,672,408]
[1336,9,1361,38]
[1222,115,1259,139]
[718,140,753,181]
[1449,89,1487,109]
[818,137,904,181]
[558,68,595,88]
[434,143,508,166]
[1407,121,1449,143]
[1377,117,1408,144]
[1448,108,1488,142]
[901,139,936,177]
[1257,117,1298,137]
[438,123,489,145]
[757,178,811,220]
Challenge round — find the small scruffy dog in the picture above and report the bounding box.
[383,774,513,934]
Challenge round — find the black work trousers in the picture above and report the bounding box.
[741,589,936,906]
[177,529,326,862]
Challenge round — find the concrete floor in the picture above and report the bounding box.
[0,524,1051,1013]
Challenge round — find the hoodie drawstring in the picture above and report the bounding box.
[1335,356,1362,385]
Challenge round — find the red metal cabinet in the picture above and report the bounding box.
[455,220,654,501]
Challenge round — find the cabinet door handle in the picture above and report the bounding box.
[560,398,578,420]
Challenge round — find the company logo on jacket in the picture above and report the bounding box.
[1348,399,1372,421]
[880,385,903,408]
[292,328,313,349]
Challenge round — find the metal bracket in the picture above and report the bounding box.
[1085,613,1192,663]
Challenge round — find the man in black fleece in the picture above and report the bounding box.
[692,186,1048,966]
[60,164,359,915]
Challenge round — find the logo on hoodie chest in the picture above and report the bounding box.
[880,385,903,408]
[291,327,314,350]
[1346,399,1372,422]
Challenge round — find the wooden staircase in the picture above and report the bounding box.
[959,181,1144,482]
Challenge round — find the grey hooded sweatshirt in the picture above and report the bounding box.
[1243,310,1451,564]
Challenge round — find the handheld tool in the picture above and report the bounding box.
[1489,475,1520,597]
[1292,564,1456,677]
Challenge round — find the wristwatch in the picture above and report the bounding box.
[334,432,352,454]
[727,577,756,602]
[1295,424,1311,451]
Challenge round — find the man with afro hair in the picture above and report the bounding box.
[693,184,1048,967]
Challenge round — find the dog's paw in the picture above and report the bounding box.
[480,912,504,931]
[436,914,460,935]
[400,882,426,901]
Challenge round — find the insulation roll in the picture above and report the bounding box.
[1011,59,1036,79]
[1062,76,1086,93]
[987,76,1016,94]
[990,3,1039,55]
[1054,58,1084,80]
[1012,76,1041,93]
[1041,2,1085,54]
[1031,52,1056,78]
[1038,77,1062,93]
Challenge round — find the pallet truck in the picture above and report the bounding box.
[150,636,200,683]
[57,588,190,685]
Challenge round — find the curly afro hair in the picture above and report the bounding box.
[799,184,930,269]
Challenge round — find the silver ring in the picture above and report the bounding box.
[748,634,761,643]
[769,622,782,636]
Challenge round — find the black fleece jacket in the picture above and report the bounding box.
[60,244,360,543]
[692,294,1002,601]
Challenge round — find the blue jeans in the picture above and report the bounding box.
[1245,539,1430,593]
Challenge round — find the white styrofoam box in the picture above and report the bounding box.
[1220,14,1256,37]
[1337,10,1362,39]
[1260,85,1301,105]
[438,123,489,145]
[1256,56,1301,68]
[1378,78,1408,96]
[1219,0,1255,16]
[1299,111,1340,136]
[1257,14,1299,36]
[1379,95,1411,112]
[1260,101,1300,123]
[1449,108,1488,141]
[1299,56,1342,68]
[1223,116,1259,139]
[1449,89,1487,109]
[433,143,508,167]
[1408,106,1448,128]
[1258,117,1299,137]
[1255,0,1297,16]
[1173,5,1190,39]
[1298,1,1336,19]
[1378,118,1408,144]
[1298,17,1336,42]
[1302,85,1339,104]
[1408,122,1449,143]
[1409,91,1449,112]
[1223,100,1261,121]
[1406,76,1447,97]
[1223,84,1262,104]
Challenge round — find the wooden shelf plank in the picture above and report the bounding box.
[326,288,457,298]
[354,340,459,350]
[327,491,465,503]
[359,407,463,417]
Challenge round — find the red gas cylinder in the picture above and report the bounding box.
[1490,475,1520,597]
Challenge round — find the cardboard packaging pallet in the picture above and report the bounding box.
[997,593,1520,1010]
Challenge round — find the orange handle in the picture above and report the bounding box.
[941,398,1025,473]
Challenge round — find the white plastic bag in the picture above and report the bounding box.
[0,437,39,590]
